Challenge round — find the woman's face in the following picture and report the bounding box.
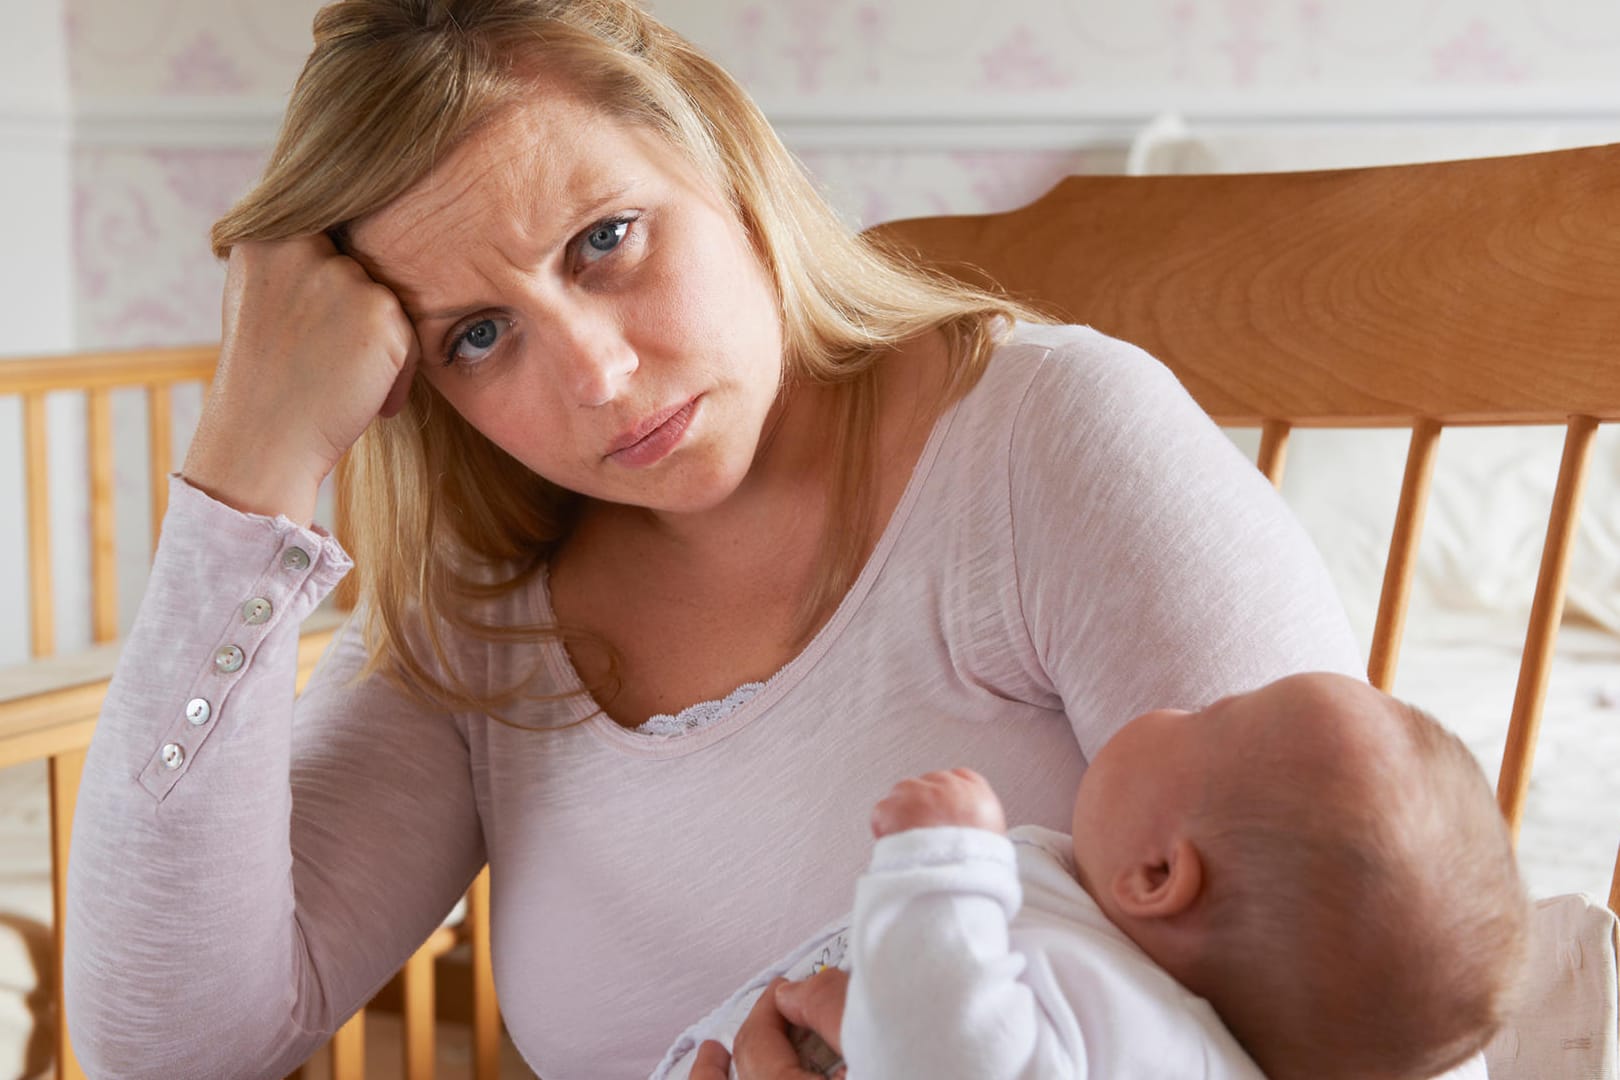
[348,91,786,517]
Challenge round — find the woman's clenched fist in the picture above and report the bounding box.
[181,234,419,525]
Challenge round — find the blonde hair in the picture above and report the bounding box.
[211,0,1042,719]
[1189,701,1529,1080]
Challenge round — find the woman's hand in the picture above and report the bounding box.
[870,768,1006,838]
[690,970,849,1079]
[182,234,420,524]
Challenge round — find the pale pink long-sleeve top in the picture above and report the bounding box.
[64,323,1361,1080]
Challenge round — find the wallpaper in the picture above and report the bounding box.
[664,0,1609,91]
[64,0,1620,353]
[12,0,1620,659]
[66,0,1620,98]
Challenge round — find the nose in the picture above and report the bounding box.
[551,314,638,407]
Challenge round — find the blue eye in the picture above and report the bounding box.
[577,217,633,266]
[446,317,506,367]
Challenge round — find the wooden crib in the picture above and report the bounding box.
[0,346,500,1079]
[3,141,1619,1078]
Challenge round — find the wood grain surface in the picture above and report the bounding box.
[874,144,1620,425]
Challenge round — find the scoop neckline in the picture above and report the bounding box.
[528,390,965,759]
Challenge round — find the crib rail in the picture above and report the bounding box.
[2,346,215,661]
[0,346,503,1080]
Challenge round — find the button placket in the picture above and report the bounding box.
[141,530,329,799]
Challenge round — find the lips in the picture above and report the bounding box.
[606,396,700,467]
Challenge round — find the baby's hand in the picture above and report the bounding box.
[871,769,1006,838]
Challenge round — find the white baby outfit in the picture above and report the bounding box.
[656,825,1264,1079]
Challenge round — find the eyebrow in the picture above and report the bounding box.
[417,301,492,326]
[409,182,639,325]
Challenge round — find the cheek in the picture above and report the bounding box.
[424,371,572,475]
[661,215,779,346]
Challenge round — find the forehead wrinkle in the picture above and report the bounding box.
[350,98,660,321]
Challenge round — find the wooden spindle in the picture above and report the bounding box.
[1496,416,1598,839]
[1367,420,1441,691]
[403,929,454,1080]
[1612,843,1619,1011]
[23,393,53,659]
[1610,842,1619,916]
[1256,419,1291,488]
[148,385,172,550]
[331,1010,366,1080]
[49,748,88,1080]
[87,390,117,644]
[470,868,499,1080]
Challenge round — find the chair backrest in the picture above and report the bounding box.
[872,142,1620,911]
[874,145,1620,426]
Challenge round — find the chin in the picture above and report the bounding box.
[637,459,753,516]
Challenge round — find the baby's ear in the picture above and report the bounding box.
[1111,837,1204,920]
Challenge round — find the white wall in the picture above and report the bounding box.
[0,0,74,666]
[0,1,73,351]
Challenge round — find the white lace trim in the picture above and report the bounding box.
[635,681,768,738]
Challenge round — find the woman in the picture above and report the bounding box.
[62,2,1361,1078]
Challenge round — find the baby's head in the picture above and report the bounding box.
[1071,672,1529,1080]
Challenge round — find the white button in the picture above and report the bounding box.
[281,547,311,572]
[161,743,185,769]
[186,698,212,726]
[214,645,245,674]
[242,597,272,625]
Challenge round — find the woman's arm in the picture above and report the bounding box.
[64,479,485,1080]
[1007,327,1363,756]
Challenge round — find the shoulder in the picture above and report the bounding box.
[966,322,1256,545]
[1001,322,1207,446]
[950,321,1207,481]
[969,321,1176,410]
[928,320,1186,477]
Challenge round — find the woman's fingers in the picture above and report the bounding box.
[731,978,813,1078]
[378,336,420,419]
[721,973,849,1079]
[689,1038,732,1079]
[775,968,850,1054]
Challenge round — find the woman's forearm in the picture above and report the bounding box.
[65,478,485,1080]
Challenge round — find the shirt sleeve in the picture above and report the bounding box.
[1007,329,1364,757]
[64,477,487,1080]
[841,827,1083,1080]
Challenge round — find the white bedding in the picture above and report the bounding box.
[1396,614,1620,902]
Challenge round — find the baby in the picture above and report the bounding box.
[653,672,1530,1080]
